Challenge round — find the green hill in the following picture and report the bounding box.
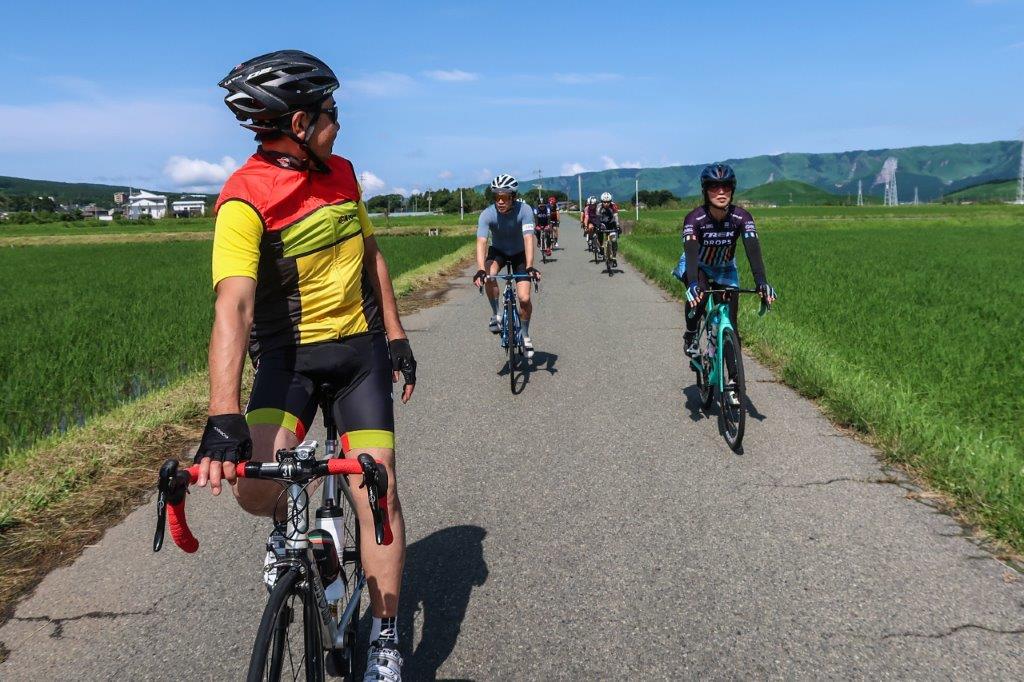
[0,176,209,209]
[481,140,1022,204]
[736,179,845,205]
[941,179,1019,203]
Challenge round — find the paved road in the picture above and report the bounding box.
[2,220,1023,680]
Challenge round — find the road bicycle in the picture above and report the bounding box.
[687,287,770,452]
[154,389,392,681]
[536,225,553,263]
[480,263,538,394]
[599,227,620,276]
[588,228,602,262]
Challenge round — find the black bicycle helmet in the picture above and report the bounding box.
[699,163,737,189]
[219,50,339,134]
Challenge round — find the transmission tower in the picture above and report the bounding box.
[1017,138,1024,205]
[857,180,863,206]
[879,157,899,206]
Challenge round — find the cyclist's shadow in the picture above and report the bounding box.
[359,525,488,681]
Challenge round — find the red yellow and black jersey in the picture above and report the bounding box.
[213,149,383,358]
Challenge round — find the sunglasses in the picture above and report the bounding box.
[494,193,515,203]
[706,183,733,194]
[317,106,339,125]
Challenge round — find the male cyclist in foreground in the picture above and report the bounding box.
[197,50,415,681]
[672,163,777,361]
[473,174,541,358]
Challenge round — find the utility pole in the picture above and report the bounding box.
[635,175,640,222]
[913,187,919,205]
[460,188,464,221]
[534,169,543,202]
[577,174,583,216]
[857,180,863,206]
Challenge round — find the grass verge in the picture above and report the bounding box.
[619,230,1024,555]
[0,242,473,620]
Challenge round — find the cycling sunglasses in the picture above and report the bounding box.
[318,106,339,125]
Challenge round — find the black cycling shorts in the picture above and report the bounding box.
[485,247,528,275]
[245,333,395,452]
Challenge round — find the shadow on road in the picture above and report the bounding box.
[682,383,707,423]
[744,392,767,422]
[359,525,489,681]
[529,351,558,375]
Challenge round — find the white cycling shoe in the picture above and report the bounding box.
[522,336,535,359]
[488,316,501,333]
[364,640,403,681]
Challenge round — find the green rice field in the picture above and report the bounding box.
[0,217,215,238]
[620,204,1024,546]
[0,235,470,463]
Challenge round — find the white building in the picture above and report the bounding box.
[125,190,167,219]
[171,200,206,217]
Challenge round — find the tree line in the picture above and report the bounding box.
[365,187,573,215]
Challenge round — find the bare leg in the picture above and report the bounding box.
[233,423,298,517]
[346,446,405,617]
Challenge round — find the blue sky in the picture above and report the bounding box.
[2,0,1022,196]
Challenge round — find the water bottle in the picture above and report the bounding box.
[314,506,345,601]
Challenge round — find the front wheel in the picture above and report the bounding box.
[506,299,520,393]
[247,567,325,682]
[718,327,746,451]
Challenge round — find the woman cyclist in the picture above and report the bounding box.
[672,163,777,358]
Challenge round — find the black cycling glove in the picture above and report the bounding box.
[389,338,417,387]
[473,269,487,287]
[758,283,777,300]
[525,267,539,280]
[194,414,252,464]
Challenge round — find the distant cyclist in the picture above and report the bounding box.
[595,192,621,267]
[473,174,541,358]
[581,196,598,244]
[534,198,553,257]
[205,50,414,681]
[672,163,777,358]
[548,196,561,247]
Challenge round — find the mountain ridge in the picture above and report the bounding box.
[480,140,1021,203]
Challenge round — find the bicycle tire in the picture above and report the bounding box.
[247,566,325,682]
[325,499,361,681]
[718,327,746,451]
[506,298,519,392]
[694,329,715,410]
[605,239,613,275]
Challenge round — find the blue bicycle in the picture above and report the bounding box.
[688,287,770,451]
[481,263,538,394]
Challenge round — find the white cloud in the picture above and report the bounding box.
[391,187,410,197]
[345,72,415,97]
[601,156,642,170]
[562,162,588,175]
[358,170,386,196]
[424,69,479,82]
[438,170,453,180]
[553,73,622,85]
[410,189,422,196]
[164,155,238,188]
[477,168,493,183]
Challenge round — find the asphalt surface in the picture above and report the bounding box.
[2,219,1023,680]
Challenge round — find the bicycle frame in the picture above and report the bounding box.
[690,295,734,393]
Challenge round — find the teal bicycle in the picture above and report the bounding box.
[687,287,770,451]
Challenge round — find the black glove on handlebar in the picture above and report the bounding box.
[473,269,487,287]
[194,414,252,464]
[389,338,417,386]
[525,267,539,280]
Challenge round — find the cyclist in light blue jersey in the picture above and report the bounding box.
[472,174,541,358]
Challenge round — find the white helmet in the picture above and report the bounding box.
[587,196,597,205]
[600,192,612,202]
[490,174,518,192]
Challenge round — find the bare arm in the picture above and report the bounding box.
[363,235,414,402]
[476,236,489,272]
[208,276,255,414]
[523,233,536,271]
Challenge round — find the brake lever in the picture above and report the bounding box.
[357,453,387,545]
[153,459,189,552]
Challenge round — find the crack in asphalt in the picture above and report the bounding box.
[881,623,1024,640]
[12,606,157,639]
[758,476,902,489]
